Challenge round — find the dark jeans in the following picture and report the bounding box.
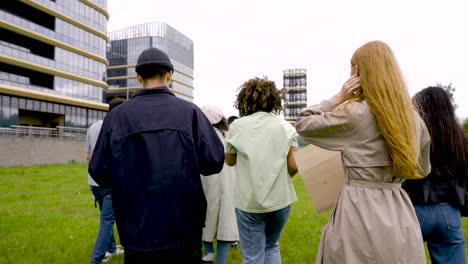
[124,234,202,264]
[414,203,466,264]
[90,186,117,264]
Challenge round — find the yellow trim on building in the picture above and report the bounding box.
[0,84,108,111]
[0,54,109,89]
[107,65,130,70]
[108,87,194,99]
[19,0,109,41]
[173,70,194,80]
[0,19,109,65]
[79,0,109,19]
[284,102,307,106]
[106,76,129,81]
[107,64,194,79]
[107,75,194,89]
[172,79,194,89]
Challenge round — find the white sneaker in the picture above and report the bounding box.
[103,253,112,263]
[114,245,124,255]
[202,252,214,263]
[103,246,124,262]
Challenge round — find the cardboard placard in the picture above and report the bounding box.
[295,144,345,213]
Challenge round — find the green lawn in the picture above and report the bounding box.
[0,164,466,263]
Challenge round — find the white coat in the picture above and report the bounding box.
[201,128,239,242]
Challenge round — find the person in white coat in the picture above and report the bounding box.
[201,105,239,264]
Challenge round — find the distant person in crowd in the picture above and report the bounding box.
[227,116,238,126]
[225,77,298,264]
[214,113,241,252]
[200,105,239,264]
[403,87,468,264]
[295,41,431,264]
[89,47,225,264]
[86,97,126,264]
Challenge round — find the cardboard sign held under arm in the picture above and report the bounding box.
[295,144,345,213]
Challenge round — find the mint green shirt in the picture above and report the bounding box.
[226,112,298,213]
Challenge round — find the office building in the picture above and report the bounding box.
[106,22,194,102]
[0,0,109,129]
[283,69,307,124]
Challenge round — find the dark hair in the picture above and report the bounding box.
[109,98,126,111]
[235,77,282,117]
[137,66,172,80]
[213,117,228,136]
[412,87,468,177]
[227,116,238,125]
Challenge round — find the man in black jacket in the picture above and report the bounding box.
[89,47,225,263]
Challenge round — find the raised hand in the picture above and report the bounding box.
[329,74,360,106]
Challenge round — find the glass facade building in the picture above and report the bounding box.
[283,69,307,124]
[106,23,194,102]
[0,0,109,128]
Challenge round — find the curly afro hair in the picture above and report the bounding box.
[234,77,282,117]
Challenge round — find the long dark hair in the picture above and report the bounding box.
[412,87,468,177]
[213,118,228,137]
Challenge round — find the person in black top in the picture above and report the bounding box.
[89,47,225,264]
[403,87,468,264]
[227,116,238,126]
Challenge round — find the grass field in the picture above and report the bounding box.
[0,164,466,263]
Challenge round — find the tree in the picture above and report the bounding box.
[436,82,457,109]
[463,118,468,133]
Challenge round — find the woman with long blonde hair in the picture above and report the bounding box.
[295,41,431,263]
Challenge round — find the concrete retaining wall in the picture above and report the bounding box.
[0,136,86,167]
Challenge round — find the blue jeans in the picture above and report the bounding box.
[235,206,291,264]
[90,186,117,264]
[203,240,230,264]
[414,203,466,264]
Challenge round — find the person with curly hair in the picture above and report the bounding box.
[225,77,298,264]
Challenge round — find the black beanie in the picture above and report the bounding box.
[135,47,174,74]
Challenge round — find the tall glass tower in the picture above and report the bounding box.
[0,0,109,128]
[106,23,194,102]
[283,69,307,124]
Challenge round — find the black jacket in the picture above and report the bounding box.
[403,168,467,214]
[89,87,225,251]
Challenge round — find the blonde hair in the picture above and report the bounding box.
[349,41,421,179]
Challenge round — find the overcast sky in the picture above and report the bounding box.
[108,0,468,119]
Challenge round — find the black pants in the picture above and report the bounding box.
[124,238,202,264]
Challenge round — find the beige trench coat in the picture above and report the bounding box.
[201,128,239,242]
[295,100,431,264]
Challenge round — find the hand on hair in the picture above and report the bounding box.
[329,74,360,106]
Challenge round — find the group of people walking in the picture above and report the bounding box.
[87,40,467,264]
